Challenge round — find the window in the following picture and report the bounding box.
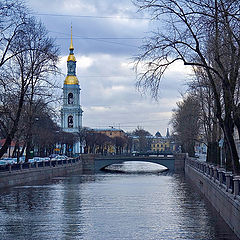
[68,115,73,128]
[68,93,74,104]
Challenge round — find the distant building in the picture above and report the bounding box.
[93,128,125,138]
[151,137,170,152]
[150,129,177,153]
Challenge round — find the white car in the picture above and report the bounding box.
[54,155,68,160]
[2,158,15,164]
[0,160,7,166]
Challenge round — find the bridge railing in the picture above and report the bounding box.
[0,156,81,174]
[186,158,240,199]
[95,153,174,159]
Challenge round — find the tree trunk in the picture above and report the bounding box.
[20,142,26,157]
[223,116,240,174]
[184,141,195,157]
[25,130,33,162]
[0,88,25,158]
[206,142,220,165]
[12,140,19,158]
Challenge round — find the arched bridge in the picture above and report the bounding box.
[93,154,183,172]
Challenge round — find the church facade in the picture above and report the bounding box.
[61,28,83,154]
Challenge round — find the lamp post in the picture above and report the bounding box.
[219,139,224,168]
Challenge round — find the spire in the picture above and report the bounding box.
[166,128,170,138]
[64,25,78,85]
[67,25,76,62]
[69,25,74,50]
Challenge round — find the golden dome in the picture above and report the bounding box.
[67,54,76,62]
[64,75,79,85]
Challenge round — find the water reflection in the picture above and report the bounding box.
[104,161,168,173]
[0,166,238,240]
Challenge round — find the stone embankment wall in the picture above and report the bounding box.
[185,157,240,239]
[0,157,82,189]
[174,153,186,173]
[81,154,95,173]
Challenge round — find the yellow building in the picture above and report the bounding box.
[151,137,170,152]
[93,128,125,138]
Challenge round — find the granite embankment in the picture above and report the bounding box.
[185,157,240,239]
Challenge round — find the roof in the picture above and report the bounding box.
[92,128,124,132]
[155,131,162,137]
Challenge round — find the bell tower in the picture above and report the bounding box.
[61,26,83,154]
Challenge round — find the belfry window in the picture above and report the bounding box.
[68,115,73,128]
[68,93,74,104]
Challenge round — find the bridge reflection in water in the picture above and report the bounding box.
[104,161,168,173]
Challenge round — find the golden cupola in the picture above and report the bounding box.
[64,26,79,85]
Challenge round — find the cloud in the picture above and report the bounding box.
[77,53,184,134]
[89,106,111,112]
[27,0,149,56]
[25,0,188,135]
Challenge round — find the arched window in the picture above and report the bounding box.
[68,93,74,104]
[68,115,73,128]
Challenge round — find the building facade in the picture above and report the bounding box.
[150,129,177,153]
[93,128,125,138]
[61,27,83,154]
[151,137,170,152]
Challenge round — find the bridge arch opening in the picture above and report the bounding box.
[102,161,168,174]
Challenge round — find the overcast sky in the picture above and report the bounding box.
[25,0,190,136]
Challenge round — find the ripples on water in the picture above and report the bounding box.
[0,162,238,240]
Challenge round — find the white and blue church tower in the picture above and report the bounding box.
[61,27,83,154]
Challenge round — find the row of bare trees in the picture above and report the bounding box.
[134,0,240,173]
[0,0,60,160]
[79,128,129,155]
[170,95,201,158]
[78,127,156,155]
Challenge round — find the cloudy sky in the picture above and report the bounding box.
[25,0,190,136]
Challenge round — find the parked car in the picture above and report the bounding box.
[49,154,58,159]
[55,155,68,160]
[29,159,35,163]
[2,158,15,164]
[19,156,25,163]
[0,160,7,165]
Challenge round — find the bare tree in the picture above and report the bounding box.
[188,69,221,164]
[0,14,59,159]
[0,0,28,68]
[171,94,200,157]
[132,126,152,152]
[113,136,127,155]
[134,0,240,173]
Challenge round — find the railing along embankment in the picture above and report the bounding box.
[0,157,82,189]
[185,157,240,238]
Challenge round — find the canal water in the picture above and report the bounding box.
[0,162,238,240]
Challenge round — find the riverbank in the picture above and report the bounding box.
[0,157,82,189]
[185,157,240,239]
